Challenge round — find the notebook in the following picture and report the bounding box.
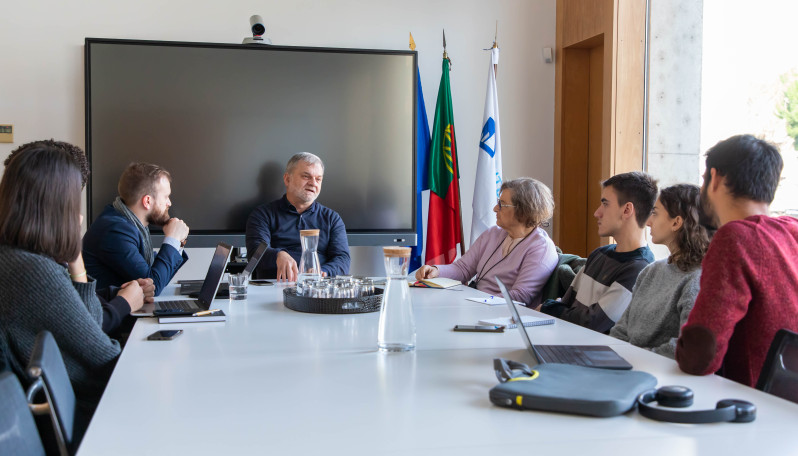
[179,241,268,296]
[411,277,462,289]
[158,310,226,324]
[495,277,633,370]
[466,296,522,306]
[134,243,232,315]
[478,315,555,329]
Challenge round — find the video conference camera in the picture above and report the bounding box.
[243,15,272,45]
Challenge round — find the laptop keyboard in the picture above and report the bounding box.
[538,345,595,366]
[154,300,200,311]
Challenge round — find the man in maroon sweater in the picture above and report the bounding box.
[676,134,798,387]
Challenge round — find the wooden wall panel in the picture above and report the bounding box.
[562,0,608,47]
[587,43,605,253]
[553,0,647,253]
[558,48,591,256]
[612,0,647,174]
[553,0,566,243]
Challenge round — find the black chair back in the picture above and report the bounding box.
[0,371,46,456]
[26,331,78,456]
[756,329,798,404]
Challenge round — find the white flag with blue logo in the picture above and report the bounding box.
[470,47,502,244]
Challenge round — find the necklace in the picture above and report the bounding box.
[470,229,535,288]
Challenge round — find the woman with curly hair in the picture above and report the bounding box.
[610,184,711,358]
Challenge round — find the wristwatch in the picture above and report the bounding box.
[180,238,187,248]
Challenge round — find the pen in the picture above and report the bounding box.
[193,309,220,317]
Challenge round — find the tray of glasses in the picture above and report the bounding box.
[283,287,384,314]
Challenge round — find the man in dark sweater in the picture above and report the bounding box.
[246,153,350,281]
[676,135,798,387]
[540,172,657,334]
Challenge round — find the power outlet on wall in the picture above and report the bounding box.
[0,124,13,143]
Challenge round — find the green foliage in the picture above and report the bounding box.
[777,76,798,149]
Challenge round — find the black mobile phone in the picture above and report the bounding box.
[249,279,273,286]
[147,330,183,341]
[453,325,505,333]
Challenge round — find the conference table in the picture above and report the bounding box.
[78,281,798,455]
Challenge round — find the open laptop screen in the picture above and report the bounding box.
[243,242,268,276]
[198,243,233,305]
[496,277,544,364]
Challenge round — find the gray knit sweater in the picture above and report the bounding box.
[609,259,700,358]
[0,244,121,412]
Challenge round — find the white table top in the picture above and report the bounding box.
[77,282,798,455]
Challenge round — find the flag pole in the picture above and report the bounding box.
[492,21,499,77]
[443,29,466,256]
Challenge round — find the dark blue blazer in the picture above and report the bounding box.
[83,205,188,295]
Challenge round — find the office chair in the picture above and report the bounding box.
[0,371,46,456]
[756,329,798,404]
[539,248,586,303]
[25,331,78,456]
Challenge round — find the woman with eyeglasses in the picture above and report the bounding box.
[609,184,711,358]
[415,177,558,306]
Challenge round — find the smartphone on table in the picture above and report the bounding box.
[147,330,183,341]
[453,325,505,333]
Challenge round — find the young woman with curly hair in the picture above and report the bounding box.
[610,184,711,358]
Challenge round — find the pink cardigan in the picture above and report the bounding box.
[436,226,558,305]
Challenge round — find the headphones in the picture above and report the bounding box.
[637,385,756,424]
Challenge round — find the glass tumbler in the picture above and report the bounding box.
[229,273,248,300]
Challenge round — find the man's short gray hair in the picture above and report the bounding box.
[286,152,324,174]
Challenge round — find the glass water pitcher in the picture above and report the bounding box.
[297,229,322,295]
[377,246,416,352]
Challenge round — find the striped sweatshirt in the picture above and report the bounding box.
[541,244,654,334]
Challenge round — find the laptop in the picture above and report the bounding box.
[178,241,268,296]
[138,242,232,315]
[495,277,633,370]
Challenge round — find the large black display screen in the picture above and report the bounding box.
[86,39,416,246]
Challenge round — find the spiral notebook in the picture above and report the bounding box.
[478,315,555,329]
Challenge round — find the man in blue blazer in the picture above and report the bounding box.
[83,163,189,295]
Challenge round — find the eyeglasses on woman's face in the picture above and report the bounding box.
[495,199,515,210]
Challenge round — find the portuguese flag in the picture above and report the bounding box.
[425,57,463,265]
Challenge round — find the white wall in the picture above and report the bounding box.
[0,0,555,276]
[645,0,704,261]
[647,0,703,188]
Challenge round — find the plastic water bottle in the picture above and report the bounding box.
[377,246,415,352]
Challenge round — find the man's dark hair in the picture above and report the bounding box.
[4,139,89,188]
[601,171,658,228]
[0,143,83,263]
[704,134,783,203]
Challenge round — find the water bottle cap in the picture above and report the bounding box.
[300,229,320,236]
[383,246,411,257]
